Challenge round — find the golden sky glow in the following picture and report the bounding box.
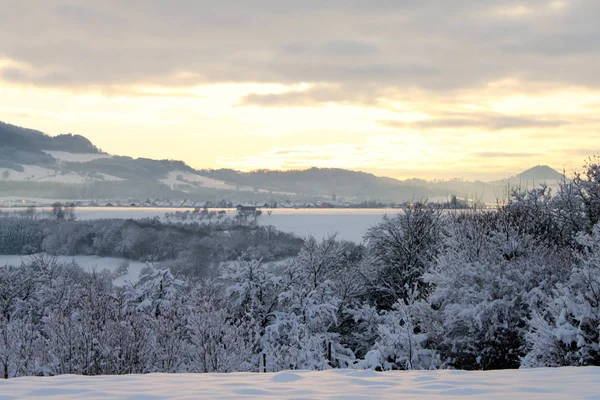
[1,0,599,180]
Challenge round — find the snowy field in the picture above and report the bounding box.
[1,207,396,242]
[258,209,391,242]
[0,254,149,286]
[1,367,599,399]
[43,151,113,163]
[160,170,296,196]
[0,164,123,184]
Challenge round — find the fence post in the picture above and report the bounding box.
[263,353,267,373]
[328,342,332,364]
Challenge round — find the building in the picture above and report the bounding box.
[236,204,257,213]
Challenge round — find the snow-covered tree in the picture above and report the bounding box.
[258,236,358,371]
[125,267,189,372]
[364,205,443,308]
[221,258,281,329]
[524,223,600,367]
[358,295,439,371]
[424,211,568,370]
[188,299,257,372]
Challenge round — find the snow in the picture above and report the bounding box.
[160,171,296,196]
[1,165,64,182]
[261,209,388,242]
[0,367,598,399]
[0,164,124,184]
[95,173,125,182]
[160,171,241,191]
[43,151,112,163]
[0,254,148,286]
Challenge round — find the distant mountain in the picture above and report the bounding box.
[198,167,444,202]
[486,165,564,191]
[0,121,100,154]
[0,120,567,204]
[515,165,563,182]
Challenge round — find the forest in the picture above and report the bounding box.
[1,157,600,378]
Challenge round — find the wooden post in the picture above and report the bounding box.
[328,342,332,364]
[263,353,267,373]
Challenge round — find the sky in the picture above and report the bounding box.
[1,0,599,181]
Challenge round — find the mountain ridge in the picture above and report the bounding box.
[0,121,101,154]
[516,165,564,181]
[0,120,563,203]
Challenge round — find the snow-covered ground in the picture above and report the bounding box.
[260,209,390,242]
[161,170,297,196]
[43,151,113,163]
[1,367,598,399]
[161,170,241,191]
[0,164,123,184]
[0,254,148,286]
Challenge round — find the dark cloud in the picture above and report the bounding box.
[0,0,599,96]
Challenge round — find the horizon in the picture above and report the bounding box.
[1,117,570,184]
[2,1,599,180]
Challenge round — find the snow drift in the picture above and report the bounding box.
[1,367,598,399]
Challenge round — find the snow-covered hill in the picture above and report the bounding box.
[161,170,297,195]
[0,163,124,184]
[1,367,598,399]
[160,170,245,191]
[43,150,112,163]
[0,120,571,203]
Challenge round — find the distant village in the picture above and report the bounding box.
[1,193,477,210]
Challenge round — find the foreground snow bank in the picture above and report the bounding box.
[1,367,599,399]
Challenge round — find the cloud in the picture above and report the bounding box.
[562,148,600,157]
[239,84,389,108]
[217,132,455,172]
[0,0,598,96]
[2,0,600,181]
[282,40,380,56]
[380,113,567,131]
[472,152,539,158]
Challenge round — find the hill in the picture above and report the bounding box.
[199,167,444,202]
[486,165,564,193]
[0,121,100,154]
[0,120,566,205]
[516,165,564,182]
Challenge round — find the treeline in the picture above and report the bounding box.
[0,213,302,279]
[0,120,99,161]
[198,167,445,201]
[2,157,600,378]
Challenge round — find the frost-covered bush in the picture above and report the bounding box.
[358,298,440,371]
[523,223,600,367]
[423,212,570,370]
[363,205,443,308]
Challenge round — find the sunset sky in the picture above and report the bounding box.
[1,0,599,180]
